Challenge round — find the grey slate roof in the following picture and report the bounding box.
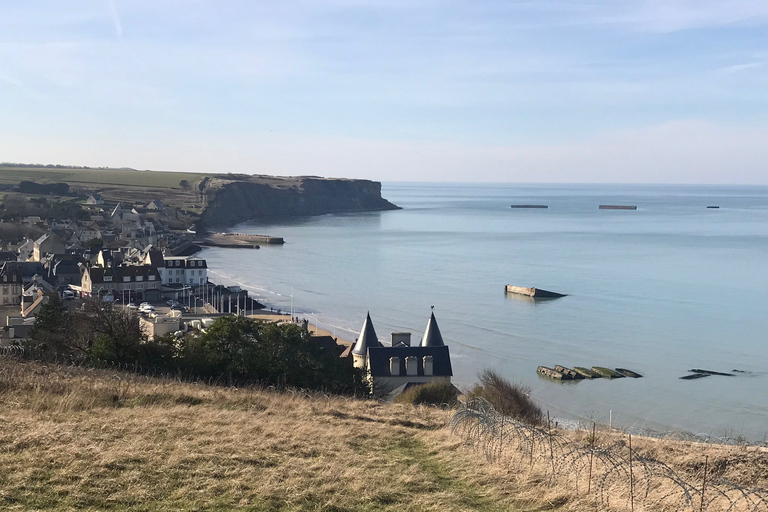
[420,312,445,347]
[352,312,382,355]
[87,265,161,284]
[367,346,452,377]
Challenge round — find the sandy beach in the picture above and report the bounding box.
[247,310,354,347]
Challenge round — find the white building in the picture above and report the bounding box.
[162,257,208,287]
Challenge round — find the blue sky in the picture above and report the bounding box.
[1,1,767,183]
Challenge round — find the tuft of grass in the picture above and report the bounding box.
[393,381,460,408]
[466,369,544,425]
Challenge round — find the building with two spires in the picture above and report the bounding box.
[351,311,453,396]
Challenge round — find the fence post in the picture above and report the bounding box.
[547,411,555,483]
[530,430,534,469]
[587,422,595,496]
[629,433,634,512]
[700,455,708,512]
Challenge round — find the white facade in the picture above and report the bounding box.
[162,257,208,287]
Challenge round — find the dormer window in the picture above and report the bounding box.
[136,275,144,281]
[123,276,130,282]
[148,275,156,281]
[103,276,112,282]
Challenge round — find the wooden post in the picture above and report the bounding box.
[587,422,595,495]
[530,431,534,469]
[547,411,556,482]
[629,434,634,512]
[700,455,708,512]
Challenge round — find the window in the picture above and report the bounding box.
[149,275,155,281]
[103,276,113,282]
[123,276,130,282]
[136,275,144,281]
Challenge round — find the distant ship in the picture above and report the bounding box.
[599,205,637,210]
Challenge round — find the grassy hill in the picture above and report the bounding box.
[0,165,206,189]
[1,359,765,511]
[0,360,528,511]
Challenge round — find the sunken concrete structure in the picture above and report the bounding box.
[352,312,453,396]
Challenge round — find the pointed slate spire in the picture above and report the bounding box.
[352,312,382,355]
[420,312,445,347]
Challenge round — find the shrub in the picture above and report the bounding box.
[466,369,543,425]
[394,381,459,407]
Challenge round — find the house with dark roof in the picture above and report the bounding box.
[80,264,162,302]
[86,193,104,205]
[352,312,453,396]
[0,263,23,306]
[146,199,165,211]
[162,256,208,287]
[33,234,65,262]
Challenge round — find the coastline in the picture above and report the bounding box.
[246,310,354,348]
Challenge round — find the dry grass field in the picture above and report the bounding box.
[0,360,530,511]
[0,359,765,512]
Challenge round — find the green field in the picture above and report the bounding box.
[0,166,210,189]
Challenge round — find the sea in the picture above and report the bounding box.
[199,183,768,442]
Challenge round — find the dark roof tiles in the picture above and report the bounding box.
[420,312,445,347]
[352,312,382,355]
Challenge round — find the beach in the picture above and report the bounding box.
[247,310,354,348]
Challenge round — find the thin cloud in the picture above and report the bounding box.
[108,0,123,38]
[717,62,764,75]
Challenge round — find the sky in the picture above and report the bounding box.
[1,1,767,183]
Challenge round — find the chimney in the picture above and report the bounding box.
[423,356,434,376]
[391,332,411,347]
[389,357,400,375]
[405,356,418,376]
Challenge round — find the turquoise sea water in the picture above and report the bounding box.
[200,183,768,441]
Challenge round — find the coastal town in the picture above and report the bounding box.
[0,186,265,339]
[0,180,454,399]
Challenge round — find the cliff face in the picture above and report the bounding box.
[199,176,399,228]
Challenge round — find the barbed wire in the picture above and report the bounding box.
[451,398,768,512]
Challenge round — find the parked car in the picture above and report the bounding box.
[62,290,75,300]
[127,303,138,310]
[139,305,155,313]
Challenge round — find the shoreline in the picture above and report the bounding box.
[247,310,354,348]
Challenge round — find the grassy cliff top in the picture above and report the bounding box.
[0,360,525,512]
[1,359,765,511]
[0,164,354,189]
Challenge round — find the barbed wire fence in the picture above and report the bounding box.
[450,398,768,512]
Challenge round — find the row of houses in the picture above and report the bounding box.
[0,245,208,306]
